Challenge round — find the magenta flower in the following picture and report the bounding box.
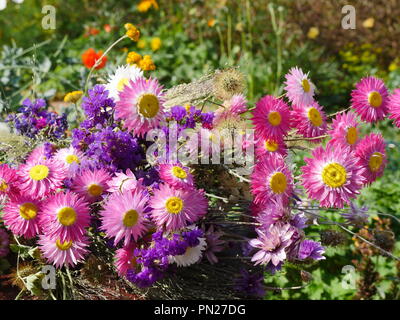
[158,162,194,189]
[284,67,316,106]
[251,95,291,140]
[3,195,42,239]
[149,183,208,231]
[114,242,137,276]
[355,133,387,185]
[301,145,366,208]
[290,101,327,142]
[115,77,166,137]
[388,88,400,128]
[38,233,90,268]
[327,111,360,150]
[255,137,287,159]
[71,168,111,203]
[39,191,91,242]
[0,164,20,198]
[250,153,293,206]
[100,189,149,246]
[351,76,389,122]
[17,159,66,199]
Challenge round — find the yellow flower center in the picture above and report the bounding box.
[137,93,160,118]
[369,152,383,172]
[66,154,80,164]
[0,180,8,192]
[346,127,358,145]
[117,78,129,91]
[172,166,187,179]
[265,140,279,152]
[368,91,382,108]
[29,165,49,181]
[322,162,347,188]
[165,197,184,214]
[269,172,287,194]
[19,202,38,220]
[123,209,139,227]
[57,207,77,226]
[302,79,311,92]
[87,184,103,197]
[56,239,73,251]
[307,107,323,127]
[268,111,282,126]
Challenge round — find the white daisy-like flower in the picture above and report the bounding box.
[0,0,23,10]
[54,146,86,177]
[169,236,207,267]
[105,64,144,100]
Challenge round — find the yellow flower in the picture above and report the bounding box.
[64,91,83,104]
[389,60,399,72]
[137,39,147,49]
[363,18,375,29]
[124,23,140,42]
[150,37,162,51]
[138,55,156,71]
[307,27,319,39]
[207,18,216,28]
[137,0,159,12]
[126,51,142,65]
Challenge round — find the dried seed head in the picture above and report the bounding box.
[214,68,245,100]
[320,230,347,246]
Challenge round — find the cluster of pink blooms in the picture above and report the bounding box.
[1,63,399,290]
[0,145,209,271]
[248,67,398,269]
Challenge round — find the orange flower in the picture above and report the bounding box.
[82,48,107,70]
[104,24,112,33]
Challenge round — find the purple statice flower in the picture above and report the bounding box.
[200,112,214,129]
[169,105,187,122]
[73,127,143,172]
[249,223,295,267]
[81,85,115,128]
[126,228,204,288]
[43,142,56,159]
[203,225,225,264]
[0,228,9,258]
[342,202,369,228]
[234,269,265,298]
[298,240,325,261]
[290,213,308,229]
[7,98,68,139]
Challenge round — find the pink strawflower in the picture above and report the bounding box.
[0,164,20,198]
[301,145,366,208]
[284,67,316,107]
[149,183,208,231]
[213,94,247,125]
[0,229,9,258]
[115,77,166,137]
[186,128,222,161]
[39,191,91,242]
[38,233,90,268]
[100,189,148,246]
[3,195,42,239]
[54,146,86,177]
[17,159,66,199]
[250,153,293,206]
[388,88,400,128]
[251,95,291,140]
[71,168,111,203]
[256,200,289,231]
[327,111,360,150]
[249,223,295,266]
[355,133,387,185]
[351,76,389,123]
[255,137,287,158]
[26,144,53,163]
[107,169,143,193]
[158,162,194,189]
[115,242,137,276]
[290,102,327,142]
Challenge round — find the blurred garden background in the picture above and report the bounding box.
[1,0,400,299]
